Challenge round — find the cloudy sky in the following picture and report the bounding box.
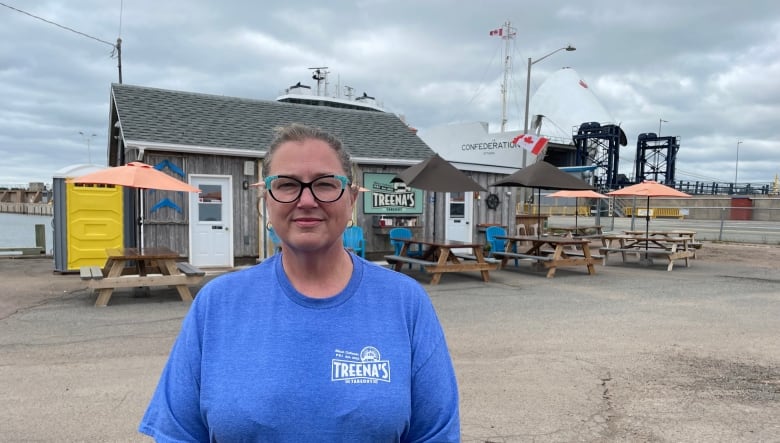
[2,0,779,187]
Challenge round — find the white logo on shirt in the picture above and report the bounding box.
[331,346,391,384]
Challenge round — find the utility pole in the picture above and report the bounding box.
[734,140,743,189]
[115,38,123,83]
[79,132,97,164]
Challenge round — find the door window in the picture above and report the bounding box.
[198,185,222,222]
[449,192,465,218]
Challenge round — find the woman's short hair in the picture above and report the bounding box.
[262,123,353,184]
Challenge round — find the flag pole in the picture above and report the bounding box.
[499,21,515,132]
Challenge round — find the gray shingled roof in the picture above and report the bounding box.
[111,83,434,161]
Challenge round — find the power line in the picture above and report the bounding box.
[675,168,729,183]
[0,1,115,48]
[1,1,123,82]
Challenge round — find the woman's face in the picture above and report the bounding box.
[266,138,356,254]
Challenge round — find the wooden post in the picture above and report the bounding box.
[35,224,45,249]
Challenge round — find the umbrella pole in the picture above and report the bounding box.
[432,192,437,241]
[536,188,542,238]
[645,196,651,252]
[140,189,145,250]
[640,196,652,264]
[575,197,579,229]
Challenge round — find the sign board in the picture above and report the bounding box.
[362,173,423,214]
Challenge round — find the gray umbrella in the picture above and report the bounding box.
[489,160,594,236]
[395,154,486,192]
[394,154,485,239]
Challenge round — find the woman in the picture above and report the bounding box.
[139,123,460,441]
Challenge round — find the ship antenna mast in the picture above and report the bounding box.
[309,67,329,96]
[499,21,516,132]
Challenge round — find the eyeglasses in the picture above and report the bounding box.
[263,174,350,203]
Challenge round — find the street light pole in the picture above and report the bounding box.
[79,131,97,164]
[521,44,575,208]
[734,140,743,189]
[522,45,576,158]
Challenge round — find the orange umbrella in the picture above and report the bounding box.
[607,181,690,249]
[490,161,594,237]
[69,162,201,248]
[606,180,689,199]
[69,161,201,192]
[545,189,608,228]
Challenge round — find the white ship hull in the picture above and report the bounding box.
[417,121,541,174]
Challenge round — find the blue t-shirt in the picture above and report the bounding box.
[139,253,460,442]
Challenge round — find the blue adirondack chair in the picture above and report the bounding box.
[485,225,518,266]
[342,226,366,258]
[388,227,424,269]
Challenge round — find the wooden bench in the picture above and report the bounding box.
[79,266,104,280]
[384,255,438,268]
[490,251,553,262]
[577,234,604,241]
[176,262,206,276]
[599,247,693,271]
[384,254,500,284]
[599,247,636,265]
[559,249,605,260]
[453,253,503,265]
[492,250,599,278]
[86,264,205,307]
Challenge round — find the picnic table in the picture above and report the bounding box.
[80,247,205,307]
[623,229,701,257]
[547,225,604,238]
[494,235,598,278]
[600,234,694,271]
[385,238,499,285]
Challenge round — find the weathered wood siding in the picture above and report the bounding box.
[141,152,261,258]
[355,164,516,258]
[136,154,514,260]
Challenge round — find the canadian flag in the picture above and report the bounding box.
[511,134,549,155]
[489,28,503,37]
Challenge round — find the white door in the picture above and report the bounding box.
[445,192,473,250]
[189,175,233,267]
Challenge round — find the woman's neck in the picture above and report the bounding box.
[280,246,354,298]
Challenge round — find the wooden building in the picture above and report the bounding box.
[108,83,447,266]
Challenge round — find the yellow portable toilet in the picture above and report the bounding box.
[53,164,124,272]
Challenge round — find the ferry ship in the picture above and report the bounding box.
[276,67,386,113]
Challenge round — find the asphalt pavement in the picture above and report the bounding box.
[0,234,779,442]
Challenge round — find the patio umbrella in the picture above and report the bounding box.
[394,154,485,239]
[545,189,608,229]
[489,161,594,237]
[606,180,691,250]
[394,153,486,192]
[69,162,201,247]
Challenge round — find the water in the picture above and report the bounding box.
[0,213,54,254]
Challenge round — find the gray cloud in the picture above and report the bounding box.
[1,0,778,187]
